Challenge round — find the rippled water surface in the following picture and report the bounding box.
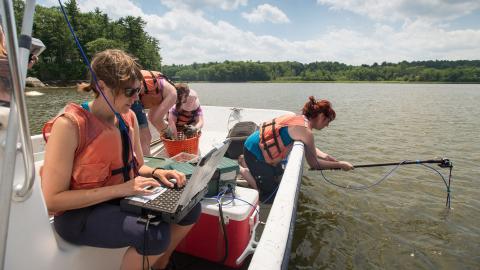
[27,83,480,269]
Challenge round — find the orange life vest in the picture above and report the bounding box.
[42,103,137,190]
[139,70,166,109]
[175,109,197,129]
[259,114,309,165]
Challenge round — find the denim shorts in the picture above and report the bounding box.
[131,101,148,129]
[54,201,201,255]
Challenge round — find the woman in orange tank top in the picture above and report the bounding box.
[41,49,200,270]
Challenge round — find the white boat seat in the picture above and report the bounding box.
[5,160,126,269]
[49,216,80,251]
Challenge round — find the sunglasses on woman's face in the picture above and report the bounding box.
[123,86,141,97]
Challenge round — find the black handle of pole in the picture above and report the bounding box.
[354,159,441,168]
[313,158,452,171]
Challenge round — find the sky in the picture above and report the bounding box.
[39,0,480,65]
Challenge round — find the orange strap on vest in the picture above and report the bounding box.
[259,114,308,165]
[140,70,165,108]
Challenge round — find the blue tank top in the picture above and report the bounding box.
[81,101,90,111]
[244,127,293,161]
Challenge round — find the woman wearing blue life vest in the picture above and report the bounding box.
[41,49,200,270]
[243,96,354,202]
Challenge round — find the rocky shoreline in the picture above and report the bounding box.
[26,77,86,88]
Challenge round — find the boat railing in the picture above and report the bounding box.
[5,0,36,201]
[0,0,36,268]
[249,141,305,270]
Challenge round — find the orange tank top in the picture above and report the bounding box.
[42,103,137,190]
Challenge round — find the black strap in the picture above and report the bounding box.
[118,126,131,181]
[270,120,282,154]
[260,119,283,160]
[142,79,149,94]
[261,120,275,160]
[178,110,194,119]
[148,70,159,95]
[111,160,134,176]
[158,73,176,89]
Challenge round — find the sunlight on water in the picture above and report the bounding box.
[27,83,480,269]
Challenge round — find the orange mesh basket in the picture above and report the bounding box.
[161,132,201,157]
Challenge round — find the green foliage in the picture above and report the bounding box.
[13,0,161,82]
[86,38,126,55]
[163,60,480,83]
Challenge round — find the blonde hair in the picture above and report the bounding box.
[78,49,143,97]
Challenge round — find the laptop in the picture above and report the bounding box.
[120,139,231,223]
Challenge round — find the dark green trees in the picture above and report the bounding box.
[16,0,161,82]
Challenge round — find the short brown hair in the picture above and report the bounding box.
[302,96,336,121]
[174,83,190,111]
[78,49,143,97]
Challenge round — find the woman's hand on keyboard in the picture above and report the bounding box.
[152,169,186,189]
[119,176,160,196]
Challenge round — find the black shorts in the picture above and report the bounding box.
[131,101,148,129]
[54,202,201,255]
[243,148,284,203]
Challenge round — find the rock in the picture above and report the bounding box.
[25,90,44,96]
[26,77,46,88]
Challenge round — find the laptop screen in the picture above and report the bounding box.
[178,139,231,206]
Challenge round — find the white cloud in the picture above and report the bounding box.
[80,0,144,19]
[160,0,248,11]
[241,4,290,24]
[44,0,480,65]
[316,0,480,22]
[154,11,480,65]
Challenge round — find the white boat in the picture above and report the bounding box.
[0,1,305,269]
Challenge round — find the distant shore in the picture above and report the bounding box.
[27,80,479,88]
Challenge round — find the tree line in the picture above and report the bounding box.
[15,0,161,82]
[14,0,480,83]
[162,60,480,83]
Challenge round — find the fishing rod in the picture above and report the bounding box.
[311,157,453,208]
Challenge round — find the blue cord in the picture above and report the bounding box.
[58,0,138,175]
[261,184,280,204]
[206,190,260,216]
[319,160,453,207]
[230,196,260,216]
[320,160,407,190]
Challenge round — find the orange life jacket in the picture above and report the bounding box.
[42,103,137,190]
[175,109,197,129]
[259,114,309,165]
[139,70,166,109]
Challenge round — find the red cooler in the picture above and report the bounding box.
[176,187,259,268]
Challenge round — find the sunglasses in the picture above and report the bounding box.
[123,87,141,97]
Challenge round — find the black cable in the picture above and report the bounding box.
[305,145,453,207]
[142,216,151,270]
[217,196,229,264]
[306,145,403,190]
[142,221,146,270]
[319,160,407,190]
[420,163,453,208]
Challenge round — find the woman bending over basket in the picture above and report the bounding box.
[167,84,204,139]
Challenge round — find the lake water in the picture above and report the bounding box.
[26,83,480,269]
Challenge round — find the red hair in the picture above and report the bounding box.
[302,96,336,121]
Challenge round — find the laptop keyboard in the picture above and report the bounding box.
[145,186,185,213]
